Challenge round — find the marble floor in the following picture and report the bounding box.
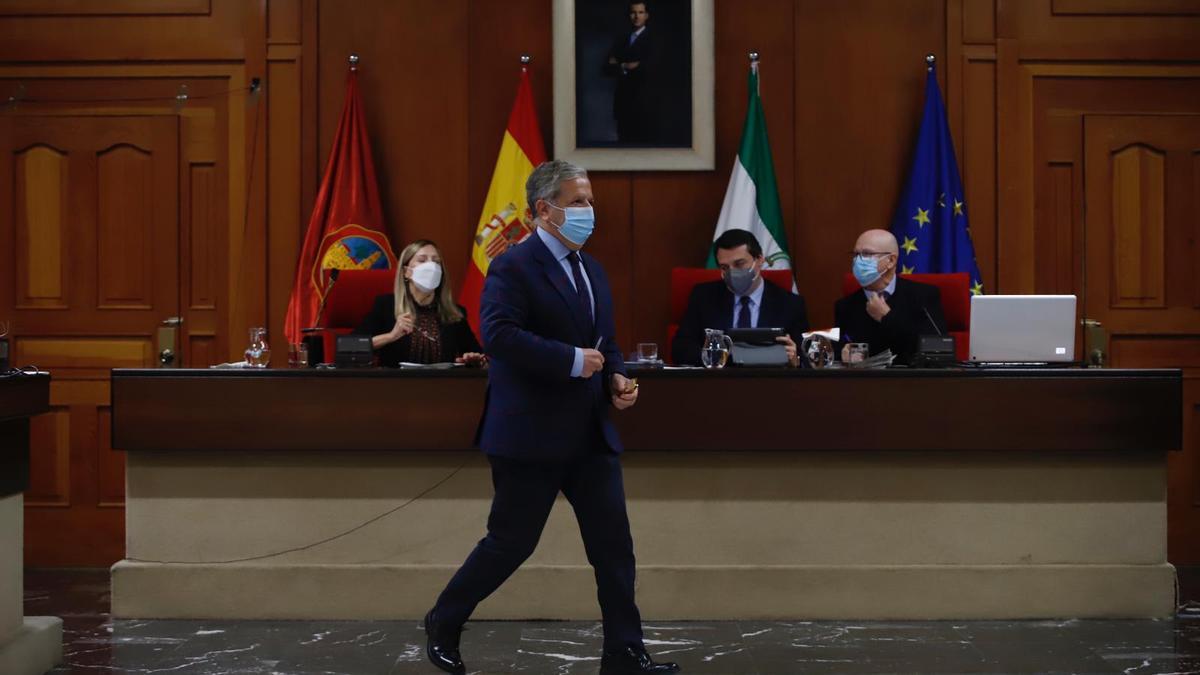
[25,569,1200,675]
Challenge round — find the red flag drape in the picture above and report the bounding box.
[283,69,395,345]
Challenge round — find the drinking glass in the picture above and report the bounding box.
[847,343,869,365]
[636,342,658,363]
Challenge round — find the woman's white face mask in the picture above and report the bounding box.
[410,260,442,293]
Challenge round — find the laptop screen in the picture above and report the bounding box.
[969,295,1077,362]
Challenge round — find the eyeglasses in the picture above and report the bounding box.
[851,251,891,259]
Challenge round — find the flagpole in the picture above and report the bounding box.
[349,53,359,72]
[925,53,935,71]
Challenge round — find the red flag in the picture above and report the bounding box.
[284,68,395,344]
[459,65,547,334]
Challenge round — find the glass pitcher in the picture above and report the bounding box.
[801,334,834,369]
[701,328,732,369]
[244,327,271,368]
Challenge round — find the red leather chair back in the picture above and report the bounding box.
[839,271,970,359]
[666,267,795,362]
[318,269,396,363]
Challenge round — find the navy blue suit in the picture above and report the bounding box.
[671,279,810,366]
[434,230,643,650]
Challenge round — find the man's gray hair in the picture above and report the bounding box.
[526,160,588,219]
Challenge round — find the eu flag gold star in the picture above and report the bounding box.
[901,236,919,255]
[912,208,931,228]
[971,280,984,295]
[953,199,964,217]
[901,264,915,275]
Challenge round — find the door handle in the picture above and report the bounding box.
[157,317,183,368]
[1081,318,1106,368]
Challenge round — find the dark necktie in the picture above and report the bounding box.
[737,296,752,328]
[879,290,890,302]
[566,252,594,327]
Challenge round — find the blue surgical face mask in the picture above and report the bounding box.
[853,254,884,287]
[547,202,595,247]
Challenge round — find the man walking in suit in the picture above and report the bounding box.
[835,228,947,364]
[671,229,809,366]
[424,160,680,675]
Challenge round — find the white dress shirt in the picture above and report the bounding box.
[537,227,595,378]
[730,277,766,328]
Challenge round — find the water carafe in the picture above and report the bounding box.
[244,327,271,368]
[701,328,732,369]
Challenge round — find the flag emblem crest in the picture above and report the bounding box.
[476,203,535,262]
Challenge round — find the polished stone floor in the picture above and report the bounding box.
[25,569,1200,675]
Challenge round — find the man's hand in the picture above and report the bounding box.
[456,352,487,368]
[580,349,605,378]
[866,293,891,322]
[842,343,852,363]
[622,60,640,71]
[611,373,638,410]
[776,335,799,368]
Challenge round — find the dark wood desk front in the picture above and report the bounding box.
[1,372,50,497]
[111,368,1181,454]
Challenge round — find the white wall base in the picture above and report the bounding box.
[0,616,63,675]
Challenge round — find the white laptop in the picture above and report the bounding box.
[968,295,1077,363]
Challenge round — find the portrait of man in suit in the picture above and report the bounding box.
[574,0,693,148]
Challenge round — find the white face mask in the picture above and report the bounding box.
[409,261,442,293]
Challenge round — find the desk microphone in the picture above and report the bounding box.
[923,305,943,336]
[312,268,341,329]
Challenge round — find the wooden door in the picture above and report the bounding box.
[0,114,179,566]
[1084,114,1200,562]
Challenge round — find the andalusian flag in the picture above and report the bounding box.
[708,59,791,271]
[459,63,547,333]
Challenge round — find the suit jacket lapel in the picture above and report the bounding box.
[530,233,592,343]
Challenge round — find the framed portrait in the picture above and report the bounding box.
[553,0,714,171]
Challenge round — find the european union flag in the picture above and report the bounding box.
[891,60,984,296]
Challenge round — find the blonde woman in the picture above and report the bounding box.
[355,240,485,367]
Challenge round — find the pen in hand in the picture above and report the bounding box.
[594,336,603,350]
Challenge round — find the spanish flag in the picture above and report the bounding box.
[459,63,547,334]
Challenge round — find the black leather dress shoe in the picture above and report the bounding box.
[599,646,681,674]
[423,609,465,675]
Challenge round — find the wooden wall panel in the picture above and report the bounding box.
[14,144,68,308]
[97,144,154,309]
[962,50,997,291]
[189,334,217,367]
[0,0,210,15]
[267,51,302,366]
[188,164,218,310]
[0,0,244,61]
[1052,0,1200,15]
[1002,0,1200,59]
[963,0,996,43]
[267,0,301,44]
[96,408,124,507]
[25,408,69,507]
[1111,145,1166,307]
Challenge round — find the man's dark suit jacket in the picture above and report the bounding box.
[671,280,810,366]
[604,26,657,143]
[834,277,947,365]
[475,232,627,461]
